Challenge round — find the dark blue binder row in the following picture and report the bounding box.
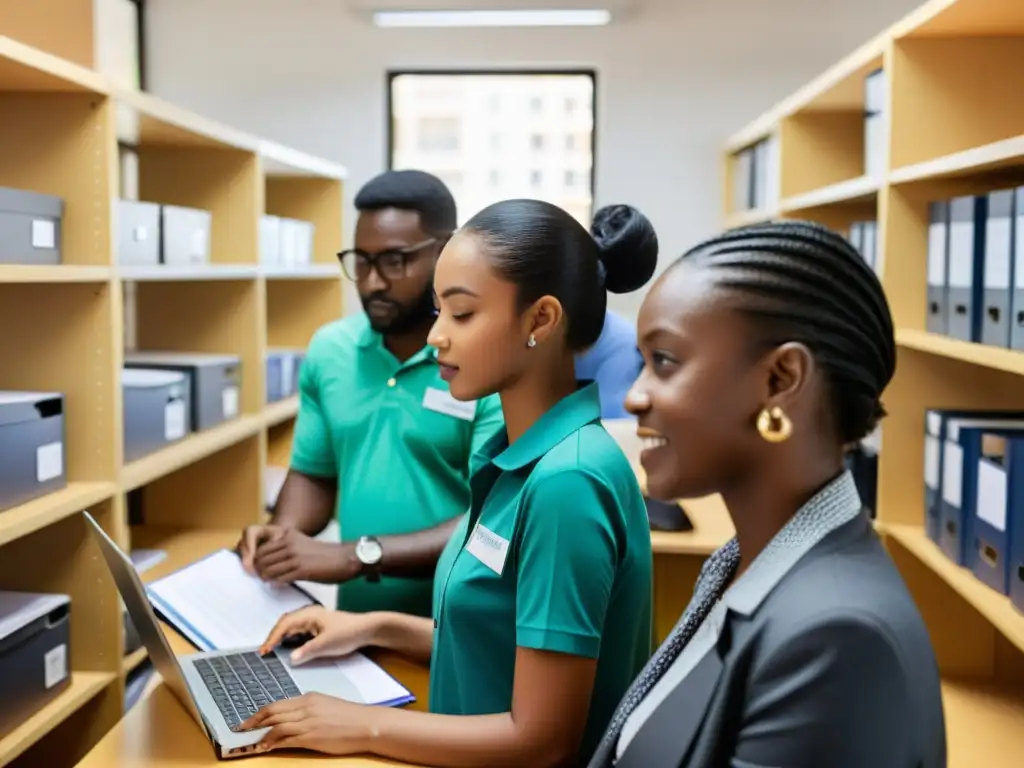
[845,427,879,518]
[864,68,886,178]
[924,409,1024,614]
[849,219,879,274]
[926,187,1024,347]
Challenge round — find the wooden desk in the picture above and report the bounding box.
[77,643,430,767]
[649,494,734,643]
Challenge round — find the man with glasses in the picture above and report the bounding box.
[237,169,503,617]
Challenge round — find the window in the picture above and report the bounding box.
[565,97,577,114]
[416,117,460,152]
[389,71,597,226]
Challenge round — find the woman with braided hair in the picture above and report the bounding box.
[590,219,946,768]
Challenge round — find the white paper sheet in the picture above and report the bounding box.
[147,549,315,652]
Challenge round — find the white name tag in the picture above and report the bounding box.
[466,523,510,575]
[422,387,476,421]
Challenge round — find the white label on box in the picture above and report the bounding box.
[191,229,207,260]
[32,219,56,249]
[281,355,295,396]
[924,435,940,489]
[36,441,63,483]
[165,400,187,441]
[222,386,239,419]
[44,644,68,689]
[134,225,148,242]
[942,442,963,507]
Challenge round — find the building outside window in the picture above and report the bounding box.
[389,71,596,226]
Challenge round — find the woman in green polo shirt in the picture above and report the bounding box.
[239,200,659,766]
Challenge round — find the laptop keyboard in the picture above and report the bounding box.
[193,652,302,729]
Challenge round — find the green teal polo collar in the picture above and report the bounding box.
[355,312,437,368]
[490,382,602,471]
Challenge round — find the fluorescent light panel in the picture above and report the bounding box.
[373,9,612,28]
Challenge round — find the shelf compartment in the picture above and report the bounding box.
[0,90,115,267]
[120,414,262,492]
[121,648,148,676]
[880,175,1012,331]
[128,433,263,532]
[0,481,115,548]
[890,134,1024,186]
[134,279,264,417]
[723,208,774,229]
[876,347,1024,528]
[267,279,341,349]
[942,678,1024,767]
[896,328,1024,375]
[267,418,296,467]
[780,174,880,213]
[0,282,120,484]
[264,396,298,428]
[264,175,344,267]
[115,88,254,153]
[887,524,1024,655]
[896,0,1024,39]
[890,35,1024,170]
[0,671,116,767]
[0,35,106,94]
[134,144,260,267]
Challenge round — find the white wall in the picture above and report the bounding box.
[145,0,920,316]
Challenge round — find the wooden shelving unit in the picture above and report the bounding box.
[722,0,1024,762]
[0,32,346,768]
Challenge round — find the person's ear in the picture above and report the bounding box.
[760,342,814,409]
[524,295,565,346]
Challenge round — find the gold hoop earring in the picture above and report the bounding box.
[757,406,792,443]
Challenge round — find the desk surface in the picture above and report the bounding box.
[77,646,430,767]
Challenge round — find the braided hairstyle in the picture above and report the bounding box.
[674,219,896,444]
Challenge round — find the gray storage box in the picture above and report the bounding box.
[265,347,304,403]
[124,352,241,431]
[160,204,211,266]
[0,592,71,740]
[116,200,161,266]
[0,187,64,265]
[122,368,192,462]
[0,391,66,512]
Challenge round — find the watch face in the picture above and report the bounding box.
[357,538,383,565]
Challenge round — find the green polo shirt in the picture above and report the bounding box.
[429,383,653,763]
[290,314,504,616]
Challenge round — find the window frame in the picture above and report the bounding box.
[385,68,598,213]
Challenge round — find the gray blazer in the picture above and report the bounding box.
[590,473,947,768]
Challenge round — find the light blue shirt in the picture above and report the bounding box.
[574,311,642,419]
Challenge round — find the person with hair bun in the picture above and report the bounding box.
[587,219,946,768]
[239,199,656,766]
[575,204,659,418]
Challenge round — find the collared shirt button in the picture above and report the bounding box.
[387,377,397,388]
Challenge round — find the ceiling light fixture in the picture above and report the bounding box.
[372,9,612,28]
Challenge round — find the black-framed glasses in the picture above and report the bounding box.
[337,237,439,282]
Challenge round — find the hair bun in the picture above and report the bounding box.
[590,204,659,294]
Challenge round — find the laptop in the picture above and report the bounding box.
[84,512,412,759]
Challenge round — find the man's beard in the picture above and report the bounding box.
[361,285,436,335]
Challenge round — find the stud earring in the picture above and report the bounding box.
[756,406,792,443]
[527,334,537,349]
